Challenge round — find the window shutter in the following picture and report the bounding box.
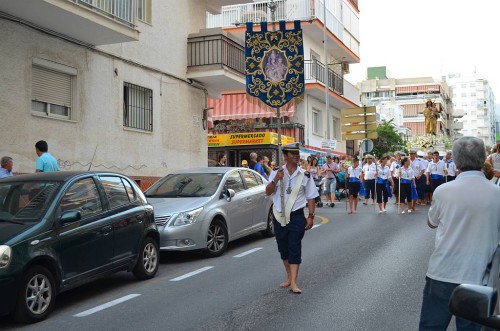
[32,65,72,107]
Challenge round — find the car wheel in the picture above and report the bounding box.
[14,265,56,324]
[261,208,275,237]
[205,219,228,258]
[133,237,159,280]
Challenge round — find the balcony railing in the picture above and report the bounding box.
[187,34,245,74]
[304,59,343,95]
[76,0,135,27]
[206,0,344,42]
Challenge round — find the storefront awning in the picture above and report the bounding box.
[207,93,295,121]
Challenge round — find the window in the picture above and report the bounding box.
[31,59,76,120]
[60,178,103,218]
[312,109,322,135]
[123,82,153,131]
[137,0,152,24]
[224,171,245,193]
[242,170,259,189]
[100,176,131,209]
[332,117,339,139]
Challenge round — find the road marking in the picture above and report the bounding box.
[233,247,263,257]
[74,294,141,317]
[169,266,214,281]
[312,224,321,229]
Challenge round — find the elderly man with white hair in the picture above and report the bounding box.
[418,136,500,331]
[0,156,13,179]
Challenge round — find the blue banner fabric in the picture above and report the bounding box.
[245,20,305,109]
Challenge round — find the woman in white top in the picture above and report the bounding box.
[375,155,394,213]
[347,158,362,214]
[399,157,416,214]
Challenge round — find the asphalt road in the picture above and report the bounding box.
[1,199,441,331]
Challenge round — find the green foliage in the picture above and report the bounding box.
[372,120,406,157]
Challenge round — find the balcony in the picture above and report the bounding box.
[452,109,465,118]
[187,29,246,98]
[452,121,463,130]
[206,0,360,62]
[0,0,139,45]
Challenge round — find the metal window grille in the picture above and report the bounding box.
[123,82,153,131]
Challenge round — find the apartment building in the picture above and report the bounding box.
[202,0,361,160]
[359,67,460,141]
[446,73,497,147]
[0,0,252,187]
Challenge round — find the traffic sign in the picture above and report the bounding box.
[342,132,378,141]
[340,106,376,115]
[341,123,378,132]
[360,139,374,153]
[341,114,377,123]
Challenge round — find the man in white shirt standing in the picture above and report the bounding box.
[390,151,403,204]
[444,150,457,182]
[419,136,500,330]
[425,151,445,202]
[266,143,318,294]
[409,150,425,209]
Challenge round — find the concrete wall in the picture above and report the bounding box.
[0,0,210,178]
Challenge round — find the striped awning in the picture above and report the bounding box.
[395,84,441,94]
[207,93,295,121]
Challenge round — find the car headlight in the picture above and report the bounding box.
[0,245,12,268]
[170,207,203,227]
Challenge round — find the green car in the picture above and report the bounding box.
[0,171,159,323]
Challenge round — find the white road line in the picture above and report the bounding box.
[312,224,322,229]
[169,266,214,281]
[233,247,263,258]
[74,294,141,317]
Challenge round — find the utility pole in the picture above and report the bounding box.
[323,0,330,145]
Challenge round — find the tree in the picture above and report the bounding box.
[372,120,405,157]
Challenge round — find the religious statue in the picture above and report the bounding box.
[423,99,439,135]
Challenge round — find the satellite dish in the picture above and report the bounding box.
[360,139,374,153]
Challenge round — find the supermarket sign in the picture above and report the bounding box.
[208,132,294,147]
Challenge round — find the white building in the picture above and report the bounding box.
[447,73,497,146]
[0,0,252,188]
[206,0,361,157]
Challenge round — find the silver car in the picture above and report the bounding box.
[145,167,274,257]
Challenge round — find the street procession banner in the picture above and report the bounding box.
[245,20,305,111]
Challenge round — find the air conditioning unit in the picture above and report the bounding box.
[342,62,350,74]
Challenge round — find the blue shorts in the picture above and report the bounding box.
[273,209,306,264]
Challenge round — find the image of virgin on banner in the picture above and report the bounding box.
[245,20,305,109]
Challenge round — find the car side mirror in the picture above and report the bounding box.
[449,284,500,329]
[226,189,235,202]
[60,210,82,224]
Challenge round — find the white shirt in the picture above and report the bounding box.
[426,160,446,176]
[444,159,457,176]
[410,158,425,176]
[362,162,377,180]
[421,158,429,172]
[427,171,500,284]
[268,166,318,213]
[400,166,415,180]
[390,160,402,177]
[376,164,391,180]
[348,165,362,179]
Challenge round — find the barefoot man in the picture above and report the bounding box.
[266,142,318,294]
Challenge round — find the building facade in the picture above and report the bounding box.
[359,67,459,142]
[446,73,497,147]
[204,0,361,160]
[0,0,252,188]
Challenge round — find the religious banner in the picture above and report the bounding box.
[245,20,305,109]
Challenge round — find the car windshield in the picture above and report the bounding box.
[145,173,223,198]
[0,181,61,222]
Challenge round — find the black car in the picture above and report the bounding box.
[0,172,159,323]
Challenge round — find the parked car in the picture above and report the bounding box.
[0,172,159,323]
[145,167,274,257]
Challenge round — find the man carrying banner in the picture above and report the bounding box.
[266,143,318,294]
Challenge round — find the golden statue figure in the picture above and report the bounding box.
[423,99,439,135]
